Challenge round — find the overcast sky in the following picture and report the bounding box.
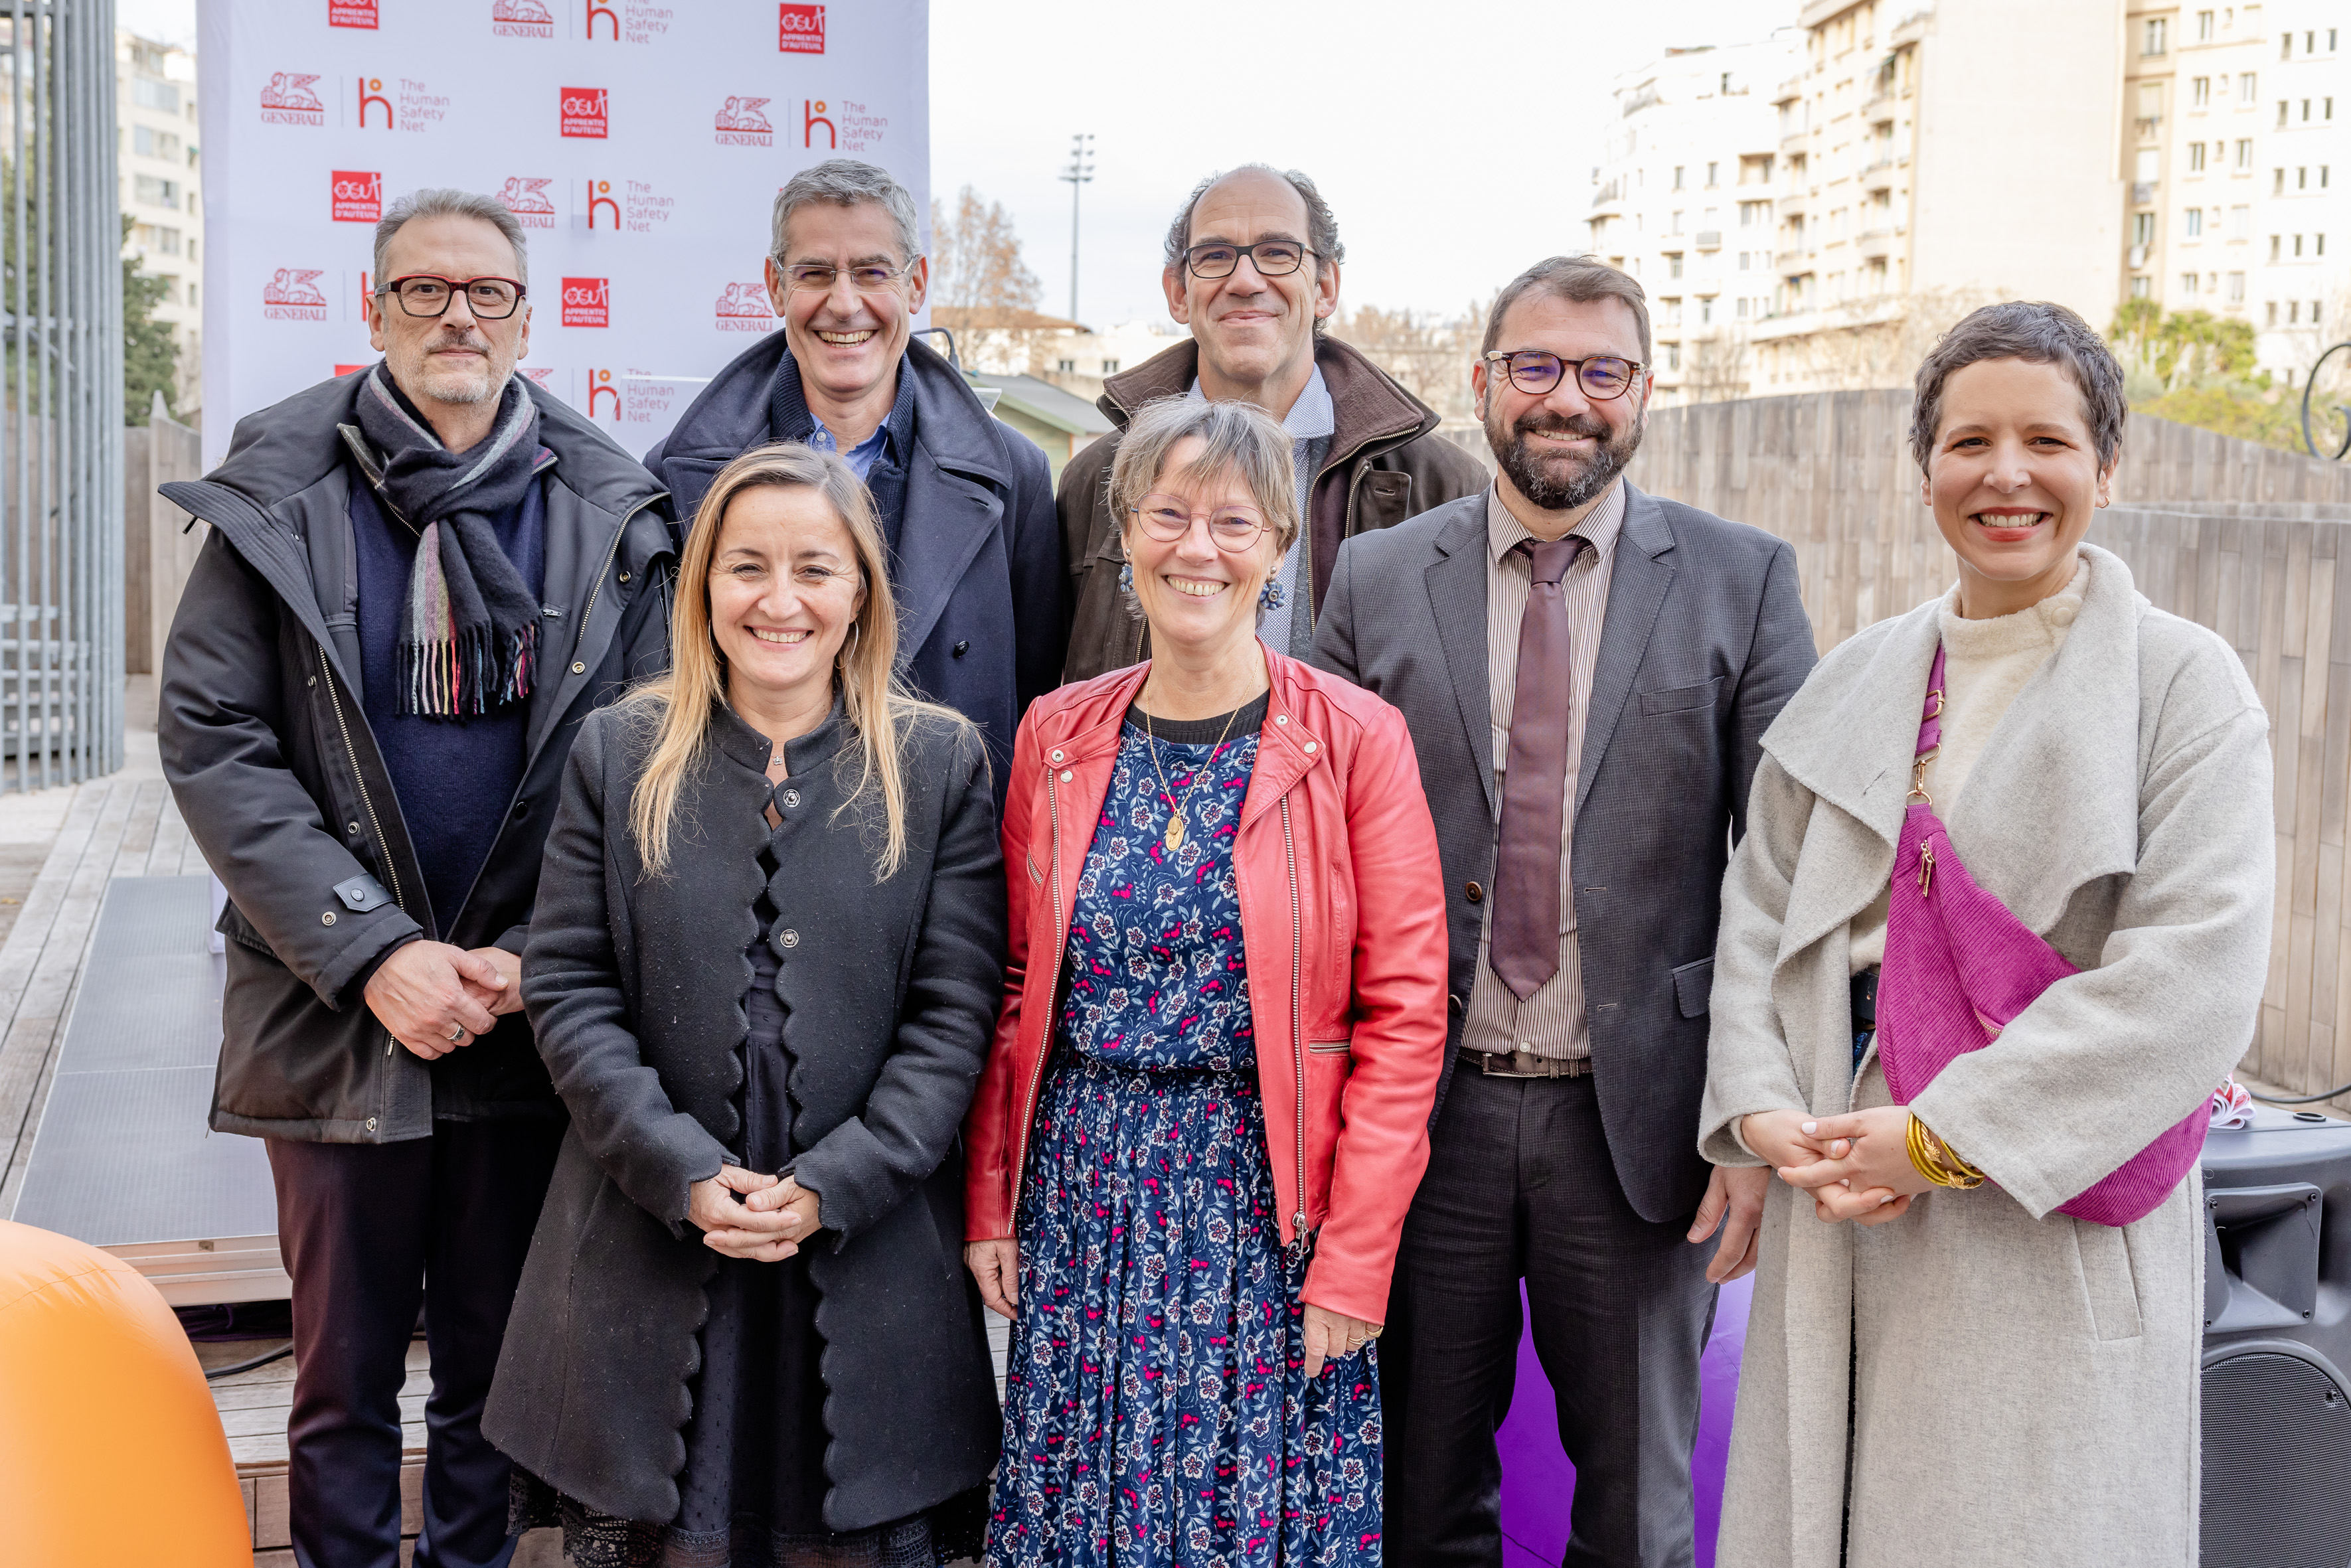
[123,0,1799,327]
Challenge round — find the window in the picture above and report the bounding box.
[2134,212,2157,249]
[1100,359,1119,374]
[1700,297,1715,325]
[1738,296,1749,318]
[2199,9,2216,41]
[130,77,179,113]
[2230,203,2251,235]
[2237,139,2255,170]
[2137,149,2161,182]
[2270,234,2282,260]
[1707,162,1719,187]
[2295,234,2305,256]
[2228,271,2246,302]
[2301,167,2310,189]
[2188,208,2205,237]
[2145,17,2167,54]
[2241,72,2259,105]
[2194,76,2211,110]
[1739,199,1769,226]
[132,125,181,160]
[1661,297,1683,327]
[2277,168,2289,194]
[1740,250,1751,270]
[2283,31,2295,59]
[2268,301,2280,326]
[2131,276,2152,299]
[1667,252,1684,279]
[1055,358,1076,373]
[2308,31,2317,52]
[2306,99,2315,121]
[1670,210,1684,234]
[2190,141,2208,172]
[132,173,179,208]
[2292,301,2303,323]
[1674,166,1686,190]
[2181,272,2200,295]
[1664,343,1680,372]
[2280,100,2291,127]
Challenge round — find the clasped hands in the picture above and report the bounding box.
[1740,1106,1938,1227]
[689,1167,823,1261]
[364,939,524,1060]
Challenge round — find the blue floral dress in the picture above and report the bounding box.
[989,696,1384,1568]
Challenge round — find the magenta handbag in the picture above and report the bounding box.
[1879,644,2210,1227]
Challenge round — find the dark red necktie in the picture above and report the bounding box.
[1491,534,1589,1002]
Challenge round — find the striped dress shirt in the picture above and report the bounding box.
[1460,479,1625,1061]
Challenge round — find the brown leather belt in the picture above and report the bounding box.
[1461,1047,1591,1079]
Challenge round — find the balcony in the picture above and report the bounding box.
[2135,115,2163,142]
[1774,247,1813,270]
[1780,123,1811,153]
[1773,74,1803,106]
[1856,226,1899,260]
[1860,156,1899,190]
[1694,230,1722,251]
[1777,191,1809,218]
[2133,180,2158,204]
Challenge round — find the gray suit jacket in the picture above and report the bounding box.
[1311,483,1816,1222]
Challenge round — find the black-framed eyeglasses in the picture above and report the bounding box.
[376,274,527,320]
[777,260,917,293]
[1481,350,1643,401]
[1128,496,1269,552]
[1182,240,1315,279]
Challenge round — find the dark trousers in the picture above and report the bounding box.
[1382,1068,1716,1568]
[268,1117,564,1568]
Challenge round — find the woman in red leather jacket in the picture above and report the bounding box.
[963,396,1449,1567]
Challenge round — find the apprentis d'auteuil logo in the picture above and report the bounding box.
[561,86,609,138]
[328,0,377,27]
[562,277,611,328]
[331,171,382,223]
[779,4,823,53]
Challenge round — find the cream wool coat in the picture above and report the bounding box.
[1699,544,2274,1568]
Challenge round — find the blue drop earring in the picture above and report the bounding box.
[1258,578,1286,613]
[1118,561,1135,594]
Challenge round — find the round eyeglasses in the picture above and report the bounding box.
[1182,241,1315,280]
[1129,496,1269,552]
[376,275,527,320]
[1482,350,1643,401]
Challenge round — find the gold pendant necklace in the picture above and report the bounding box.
[1143,702,1244,853]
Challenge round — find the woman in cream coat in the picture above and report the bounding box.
[1700,303,2273,1567]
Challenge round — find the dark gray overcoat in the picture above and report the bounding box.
[481,695,1006,1529]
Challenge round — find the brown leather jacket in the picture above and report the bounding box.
[1056,336,1489,684]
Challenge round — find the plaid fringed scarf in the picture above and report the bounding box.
[353,364,545,718]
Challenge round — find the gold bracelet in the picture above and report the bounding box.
[1906,1112,1986,1190]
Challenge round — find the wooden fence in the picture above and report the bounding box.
[1629,391,2351,1106]
[122,397,205,678]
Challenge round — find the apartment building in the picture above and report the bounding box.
[1585,33,1803,404]
[2257,5,2347,380]
[119,31,202,414]
[1751,0,2126,395]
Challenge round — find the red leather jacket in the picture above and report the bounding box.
[963,647,1449,1322]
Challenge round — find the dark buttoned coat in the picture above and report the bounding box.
[482,693,1007,1529]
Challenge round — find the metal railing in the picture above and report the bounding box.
[0,1,121,791]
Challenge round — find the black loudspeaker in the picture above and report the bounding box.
[2201,1107,2351,1568]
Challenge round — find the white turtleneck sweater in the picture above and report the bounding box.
[1846,553,2092,973]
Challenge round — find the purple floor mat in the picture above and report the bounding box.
[1495,1272,1751,1567]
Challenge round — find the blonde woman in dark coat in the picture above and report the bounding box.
[485,443,1006,1565]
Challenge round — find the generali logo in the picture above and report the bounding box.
[716,281,773,332]
[329,0,378,27]
[560,86,608,139]
[779,3,824,53]
[521,366,556,389]
[264,268,330,321]
[260,72,325,125]
[587,367,620,420]
[490,0,554,37]
[715,96,773,147]
[499,177,557,230]
[331,170,382,222]
[561,277,610,328]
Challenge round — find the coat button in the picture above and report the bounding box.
[365,1117,376,1131]
[572,661,587,674]
[778,928,799,949]
[781,789,800,808]
[1050,748,1064,763]
[321,910,337,925]
[1465,881,1483,903]
[1060,770,1073,783]
[1303,740,1317,753]
[1449,994,1465,1014]
[347,821,361,836]
[511,801,529,820]
[618,570,631,584]
[953,640,969,657]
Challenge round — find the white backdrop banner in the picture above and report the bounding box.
[198,0,930,468]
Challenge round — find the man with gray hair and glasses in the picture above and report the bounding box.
[1059,163,1486,681]
[648,157,1064,797]
[159,187,677,1568]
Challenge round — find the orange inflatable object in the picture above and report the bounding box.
[0,1220,251,1565]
